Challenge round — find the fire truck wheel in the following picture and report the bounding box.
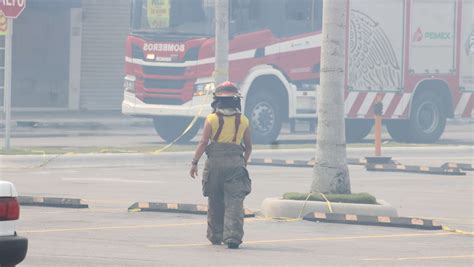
[153,116,201,144]
[386,120,410,143]
[387,92,446,143]
[345,119,373,143]
[245,92,282,144]
[408,91,446,143]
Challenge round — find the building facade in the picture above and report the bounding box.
[1,0,130,111]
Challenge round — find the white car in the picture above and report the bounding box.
[0,181,27,266]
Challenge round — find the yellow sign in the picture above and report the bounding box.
[0,14,7,36]
[147,0,170,29]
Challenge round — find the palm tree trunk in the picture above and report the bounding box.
[311,0,351,194]
[214,0,229,84]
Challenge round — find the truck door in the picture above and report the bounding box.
[457,0,474,118]
[409,0,457,75]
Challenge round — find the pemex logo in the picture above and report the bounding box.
[412,27,423,42]
[412,27,452,43]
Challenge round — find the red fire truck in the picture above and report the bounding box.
[122,0,473,144]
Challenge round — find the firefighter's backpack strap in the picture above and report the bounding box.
[213,112,225,142]
[232,114,241,143]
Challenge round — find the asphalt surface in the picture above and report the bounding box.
[1,145,473,266]
[17,207,472,266]
[0,117,473,266]
[2,120,473,147]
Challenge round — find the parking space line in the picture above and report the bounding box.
[18,221,207,234]
[152,243,210,248]
[61,177,166,184]
[23,208,126,215]
[18,218,268,234]
[149,232,453,248]
[361,254,474,261]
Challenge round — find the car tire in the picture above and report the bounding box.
[245,92,282,144]
[153,116,202,143]
[345,119,374,143]
[0,236,28,267]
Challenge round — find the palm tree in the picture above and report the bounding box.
[311,0,351,194]
[214,0,229,84]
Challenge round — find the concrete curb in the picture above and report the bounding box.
[366,163,466,176]
[303,212,442,230]
[3,120,152,131]
[128,202,255,217]
[18,196,89,209]
[16,121,105,129]
[261,197,398,218]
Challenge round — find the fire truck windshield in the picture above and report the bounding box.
[131,0,215,36]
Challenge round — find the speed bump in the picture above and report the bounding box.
[248,157,468,176]
[347,158,368,165]
[19,196,89,209]
[304,212,442,230]
[366,163,465,176]
[441,162,474,171]
[247,158,314,168]
[247,158,390,168]
[128,202,255,217]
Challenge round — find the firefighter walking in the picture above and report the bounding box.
[190,81,252,249]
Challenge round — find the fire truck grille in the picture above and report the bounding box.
[143,66,185,76]
[144,79,186,89]
[132,44,143,60]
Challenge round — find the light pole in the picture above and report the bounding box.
[3,18,12,151]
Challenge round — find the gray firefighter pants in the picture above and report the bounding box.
[202,143,251,245]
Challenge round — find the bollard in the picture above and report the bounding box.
[365,96,392,165]
[373,98,383,157]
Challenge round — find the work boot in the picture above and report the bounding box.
[211,241,222,245]
[227,242,239,249]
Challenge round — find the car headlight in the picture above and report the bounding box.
[124,75,136,93]
[194,82,215,96]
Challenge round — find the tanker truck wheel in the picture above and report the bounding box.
[153,116,201,144]
[345,119,373,143]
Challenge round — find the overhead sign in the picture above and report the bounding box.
[0,0,26,19]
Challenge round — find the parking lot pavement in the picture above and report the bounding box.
[3,120,473,148]
[3,146,472,265]
[17,206,473,266]
[3,148,473,221]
